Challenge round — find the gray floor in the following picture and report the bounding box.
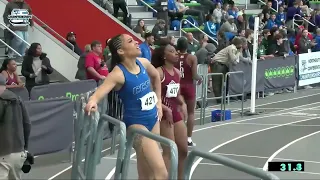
[24,87,320,179]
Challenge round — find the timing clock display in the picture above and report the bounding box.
[268,161,304,172]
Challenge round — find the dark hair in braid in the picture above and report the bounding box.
[151,41,170,68]
[108,34,123,71]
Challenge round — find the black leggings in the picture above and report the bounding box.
[113,1,129,25]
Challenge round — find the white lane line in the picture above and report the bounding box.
[198,162,223,166]
[214,153,320,165]
[262,130,320,171]
[189,116,320,180]
[104,102,320,180]
[234,123,320,127]
[291,171,320,175]
[47,144,118,180]
[214,153,268,159]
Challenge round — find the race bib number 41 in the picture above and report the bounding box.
[166,84,180,98]
[140,91,158,111]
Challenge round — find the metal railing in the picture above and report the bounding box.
[121,128,179,180]
[0,23,31,47]
[138,0,158,13]
[0,39,22,57]
[32,16,75,51]
[257,0,277,13]
[179,19,218,45]
[293,14,316,28]
[184,150,280,180]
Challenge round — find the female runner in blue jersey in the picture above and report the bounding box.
[85,34,167,180]
[151,41,188,179]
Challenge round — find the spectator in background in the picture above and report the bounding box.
[262,29,271,50]
[195,43,216,64]
[152,19,166,43]
[257,35,274,59]
[213,2,223,29]
[0,74,31,180]
[85,41,108,82]
[235,14,245,30]
[286,1,302,28]
[239,37,251,63]
[199,34,209,48]
[66,32,83,56]
[220,15,238,35]
[267,34,288,56]
[215,31,229,53]
[22,43,53,92]
[313,28,320,52]
[262,1,273,21]
[0,58,24,89]
[75,44,91,80]
[204,14,217,41]
[167,35,176,47]
[276,6,286,27]
[210,37,242,103]
[266,13,278,29]
[168,0,183,21]
[298,29,316,54]
[198,0,215,14]
[245,29,254,55]
[139,32,154,61]
[228,5,238,19]
[186,32,200,55]
[103,39,111,63]
[221,3,230,23]
[112,0,129,26]
[237,29,245,37]
[176,0,204,25]
[133,19,147,37]
[3,0,34,60]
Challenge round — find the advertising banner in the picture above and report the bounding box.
[9,87,29,101]
[298,52,320,86]
[261,56,296,89]
[25,98,73,155]
[228,61,265,95]
[30,80,97,101]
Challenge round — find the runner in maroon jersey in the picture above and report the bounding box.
[151,42,188,180]
[175,37,202,147]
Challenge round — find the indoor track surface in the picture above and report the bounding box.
[24,88,320,179]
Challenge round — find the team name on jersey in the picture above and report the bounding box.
[133,79,150,95]
[179,61,184,78]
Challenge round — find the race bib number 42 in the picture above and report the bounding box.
[166,84,180,98]
[140,91,158,111]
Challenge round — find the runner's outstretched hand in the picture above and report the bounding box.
[162,105,173,126]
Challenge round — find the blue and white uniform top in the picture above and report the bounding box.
[116,59,158,131]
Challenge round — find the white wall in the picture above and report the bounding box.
[0,0,79,82]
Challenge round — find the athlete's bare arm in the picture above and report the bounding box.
[88,66,125,103]
[138,57,162,106]
[156,67,173,119]
[174,68,185,105]
[188,55,202,81]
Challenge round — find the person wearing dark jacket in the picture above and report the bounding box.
[267,34,288,56]
[21,43,53,92]
[66,32,83,56]
[75,44,91,80]
[0,74,31,180]
[299,29,316,54]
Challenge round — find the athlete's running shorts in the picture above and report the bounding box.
[124,113,158,132]
[162,107,183,123]
[180,83,195,101]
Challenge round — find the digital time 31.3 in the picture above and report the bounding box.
[268,161,304,172]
